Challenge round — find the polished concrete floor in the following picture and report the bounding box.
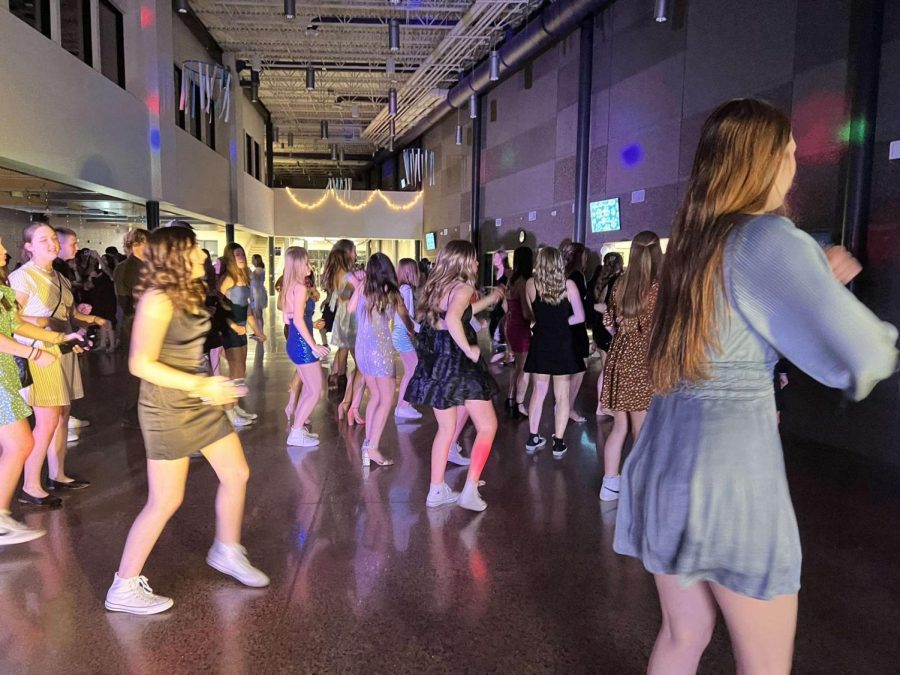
[1,335,899,674]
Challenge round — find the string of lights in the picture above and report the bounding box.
[285,188,423,212]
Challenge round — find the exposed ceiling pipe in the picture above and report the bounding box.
[396,0,616,147]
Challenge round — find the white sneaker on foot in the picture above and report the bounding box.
[599,475,621,502]
[0,513,45,545]
[234,405,258,421]
[105,574,174,615]
[426,482,459,508]
[227,409,253,429]
[67,430,79,443]
[394,405,422,420]
[287,427,319,447]
[68,417,90,429]
[206,541,270,587]
[447,442,471,466]
[457,482,487,512]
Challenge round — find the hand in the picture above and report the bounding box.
[61,331,82,343]
[313,344,331,358]
[594,302,607,313]
[493,286,506,302]
[255,332,267,343]
[466,344,480,363]
[33,349,57,368]
[232,324,247,336]
[351,269,365,284]
[779,373,789,389]
[313,319,326,330]
[194,376,239,406]
[92,316,107,327]
[77,303,93,314]
[825,246,862,285]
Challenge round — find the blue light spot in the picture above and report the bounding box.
[230,139,238,161]
[149,128,161,151]
[621,143,643,167]
[296,529,307,549]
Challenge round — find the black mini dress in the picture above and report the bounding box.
[524,293,587,376]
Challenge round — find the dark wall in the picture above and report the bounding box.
[422,0,900,464]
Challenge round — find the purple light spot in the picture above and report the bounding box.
[621,143,643,167]
[149,128,161,151]
[230,139,238,161]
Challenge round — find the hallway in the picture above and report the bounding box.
[1,341,898,673]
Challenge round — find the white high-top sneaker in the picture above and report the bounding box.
[206,541,270,588]
[105,574,174,615]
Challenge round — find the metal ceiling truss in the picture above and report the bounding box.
[188,1,542,179]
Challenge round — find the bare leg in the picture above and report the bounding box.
[515,352,530,412]
[364,375,395,463]
[0,419,34,511]
[648,575,717,675]
[596,351,609,415]
[568,370,585,421]
[209,347,222,376]
[285,371,301,422]
[602,410,629,477]
[528,374,550,436]
[22,406,60,498]
[396,350,418,408]
[710,583,797,675]
[450,406,469,447]
[116,458,190,577]
[462,399,497,484]
[430,407,457,485]
[48,404,72,482]
[630,409,647,442]
[552,375,570,439]
[293,363,323,433]
[203,433,251,546]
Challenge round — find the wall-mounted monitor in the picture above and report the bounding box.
[425,232,437,251]
[589,197,621,233]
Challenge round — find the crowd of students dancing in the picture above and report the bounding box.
[0,98,897,674]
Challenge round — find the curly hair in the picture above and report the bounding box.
[417,240,477,327]
[533,246,567,305]
[219,243,250,286]
[562,241,587,277]
[363,252,402,317]
[136,226,205,313]
[322,239,355,293]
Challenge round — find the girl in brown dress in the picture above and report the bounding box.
[598,231,662,501]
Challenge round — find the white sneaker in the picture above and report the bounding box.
[599,475,621,502]
[206,541,270,588]
[0,513,45,545]
[426,482,459,508]
[457,481,487,512]
[105,574,174,615]
[287,427,319,447]
[447,442,471,466]
[226,409,253,429]
[68,417,90,429]
[234,405,258,421]
[394,406,422,420]
[302,425,319,439]
[67,430,79,443]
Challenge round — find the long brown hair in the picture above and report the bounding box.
[136,226,204,313]
[219,243,249,286]
[533,246,567,305]
[616,231,662,319]
[649,98,792,392]
[417,240,476,327]
[594,251,624,300]
[363,252,402,316]
[562,242,586,277]
[322,238,355,293]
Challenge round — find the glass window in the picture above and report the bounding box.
[245,134,253,174]
[98,0,125,87]
[205,113,216,150]
[174,66,186,129]
[254,141,261,180]
[60,0,92,66]
[190,82,202,140]
[9,0,52,38]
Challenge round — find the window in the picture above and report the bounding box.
[205,113,216,151]
[524,62,534,90]
[9,0,52,38]
[190,81,202,140]
[245,134,253,175]
[60,0,92,66]
[174,66,186,129]
[98,0,125,87]
[253,141,261,180]
[490,99,498,122]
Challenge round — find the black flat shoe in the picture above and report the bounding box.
[48,479,91,490]
[18,492,63,508]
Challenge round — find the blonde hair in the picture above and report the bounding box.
[650,98,792,392]
[417,240,476,327]
[396,258,420,288]
[617,231,663,319]
[281,246,309,316]
[533,246,567,305]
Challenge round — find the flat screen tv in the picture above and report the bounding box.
[425,232,437,251]
[589,197,621,233]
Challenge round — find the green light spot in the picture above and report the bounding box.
[837,119,868,145]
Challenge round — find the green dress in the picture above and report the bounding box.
[0,285,32,426]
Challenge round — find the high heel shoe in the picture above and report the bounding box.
[362,444,394,467]
[337,401,350,421]
[349,407,365,426]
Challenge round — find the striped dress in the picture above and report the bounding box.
[9,262,83,407]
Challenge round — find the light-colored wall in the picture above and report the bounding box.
[240,173,275,234]
[273,189,423,240]
[171,128,232,222]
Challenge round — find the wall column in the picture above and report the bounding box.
[840,0,885,269]
[470,95,483,255]
[225,223,235,245]
[267,236,275,294]
[146,201,160,231]
[265,114,275,187]
[574,19,594,244]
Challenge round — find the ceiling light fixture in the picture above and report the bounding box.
[455,106,462,146]
[388,88,397,117]
[386,57,396,76]
[284,0,295,20]
[654,0,670,22]
[389,18,400,53]
[320,120,329,140]
[469,93,478,119]
[489,50,501,81]
[176,0,190,14]
[331,144,338,161]
[351,105,360,119]
[288,132,294,147]
[306,66,315,90]
[250,70,260,103]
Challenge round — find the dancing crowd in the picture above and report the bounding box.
[0,99,897,673]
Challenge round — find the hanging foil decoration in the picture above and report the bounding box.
[400,148,436,188]
[180,60,232,123]
[326,177,353,197]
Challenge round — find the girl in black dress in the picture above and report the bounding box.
[562,242,592,423]
[405,240,504,512]
[106,225,268,616]
[524,246,586,460]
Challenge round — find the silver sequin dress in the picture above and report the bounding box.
[354,293,395,377]
[613,215,898,600]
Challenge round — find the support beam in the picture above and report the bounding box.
[573,19,593,244]
[268,237,275,294]
[146,201,160,231]
[226,223,235,245]
[265,115,274,187]
[470,95,483,255]
[840,0,885,269]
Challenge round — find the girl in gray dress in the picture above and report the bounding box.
[615,99,898,673]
